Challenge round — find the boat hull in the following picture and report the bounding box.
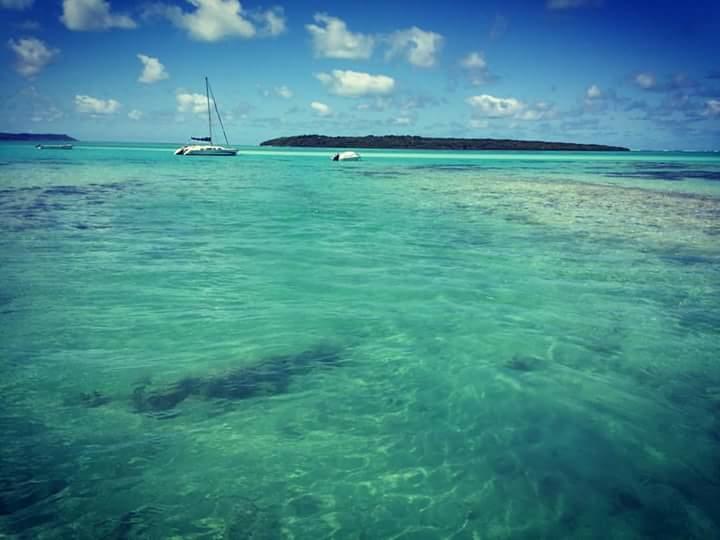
[332,151,360,161]
[36,144,73,150]
[175,145,238,156]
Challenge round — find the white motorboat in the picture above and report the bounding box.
[331,151,360,161]
[175,77,237,156]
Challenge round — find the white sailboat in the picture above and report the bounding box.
[175,77,238,156]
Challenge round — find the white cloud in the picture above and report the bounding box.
[392,116,412,126]
[460,51,493,85]
[386,27,443,68]
[1,0,34,9]
[316,69,395,97]
[274,85,293,99]
[255,6,285,36]
[159,0,256,41]
[306,13,374,59]
[75,94,120,114]
[177,92,212,114]
[147,1,286,40]
[586,84,602,99]
[8,37,59,77]
[546,0,600,9]
[466,94,554,123]
[517,101,555,121]
[635,72,656,89]
[61,0,136,31]
[466,94,525,117]
[461,51,486,70]
[137,54,168,83]
[310,101,332,116]
[703,99,720,117]
[128,109,143,120]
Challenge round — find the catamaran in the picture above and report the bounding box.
[175,77,237,156]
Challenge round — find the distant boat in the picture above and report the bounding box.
[36,144,73,150]
[175,77,237,156]
[331,151,360,161]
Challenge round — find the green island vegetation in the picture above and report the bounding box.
[260,134,630,151]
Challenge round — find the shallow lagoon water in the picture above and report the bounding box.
[1,143,719,538]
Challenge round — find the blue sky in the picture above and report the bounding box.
[1,0,719,149]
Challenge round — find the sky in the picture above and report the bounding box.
[0,0,719,149]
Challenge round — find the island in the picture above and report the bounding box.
[260,135,629,152]
[0,132,77,142]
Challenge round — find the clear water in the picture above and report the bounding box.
[1,142,719,539]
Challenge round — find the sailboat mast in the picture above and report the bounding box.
[205,76,212,144]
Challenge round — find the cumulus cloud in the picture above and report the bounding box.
[310,101,332,116]
[459,50,496,86]
[255,6,285,36]
[517,101,555,121]
[461,51,486,70]
[152,0,286,41]
[634,72,656,89]
[316,69,395,97]
[128,109,143,120]
[466,94,554,123]
[8,37,59,77]
[703,99,720,117]
[1,0,34,9]
[274,85,293,99]
[586,84,602,99]
[386,26,443,68]
[61,0,136,31]
[176,92,212,114]
[164,0,254,40]
[306,13,374,59]
[75,94,120,114]
[466,94,524,117]
[137,54,168,83]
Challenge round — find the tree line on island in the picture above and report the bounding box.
[261,134,629,152]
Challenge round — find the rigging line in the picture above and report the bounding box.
[208,81,230,146]
[205,76,212,144]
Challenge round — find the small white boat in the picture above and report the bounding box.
[175,77,237,157]
[36,144,73,150]
[331,151,360,161]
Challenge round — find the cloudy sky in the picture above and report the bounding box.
[1,0,719,149]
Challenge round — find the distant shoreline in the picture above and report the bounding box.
[0,132,77,142]
[260,135,630,152]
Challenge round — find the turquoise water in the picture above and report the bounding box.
[1,142,719,539]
